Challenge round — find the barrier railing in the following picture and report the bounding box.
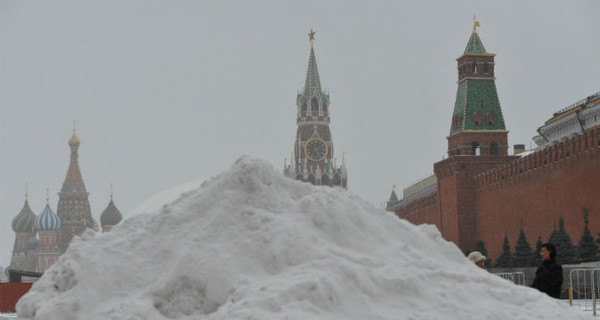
[569,268,600,314]
[494,272,526,286]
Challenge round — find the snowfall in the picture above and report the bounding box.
[7,157,590,319]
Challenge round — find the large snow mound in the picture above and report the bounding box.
[17,157,586,319]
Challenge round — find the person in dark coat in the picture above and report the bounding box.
[531,243,563,298]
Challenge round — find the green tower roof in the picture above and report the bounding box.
[451,24,506,135]
[304,46,322,96]
[450,79,506,134]
[298,30,329,103]
[464,31,487,54]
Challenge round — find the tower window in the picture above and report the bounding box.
[472,112,482,127]
[472,62,478,74]
[301,100,307,114]
[322,102,328,114]
[487,113,497,126]
[311,97,319,113]
[490,141,499,155]
[471,141,480,155]
[483,62,489,73]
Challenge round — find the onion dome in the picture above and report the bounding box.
[100,198,123,229]
[12,195,37,233]
[69,128,80,147]
[35,197,61,231]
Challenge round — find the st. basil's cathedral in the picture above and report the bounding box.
[9,130,123,274]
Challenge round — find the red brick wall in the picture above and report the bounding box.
[476,131,600,260]
[393,129,600,261]
[395,193,439,227]
[0,283,32,313]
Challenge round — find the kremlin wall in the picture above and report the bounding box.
[387,23,600,261]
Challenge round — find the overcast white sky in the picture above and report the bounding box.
[1,1,599,268]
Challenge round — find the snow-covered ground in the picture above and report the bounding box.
[14,157,592,319]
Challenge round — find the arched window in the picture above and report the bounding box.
[471,141,480,155]
[487,113,497,126]
[473,112,483,127]
[472,62,478,74]
[301,99,307,114]
[483,62,489,73]
[322,99,328,114]
[311,97,319,113]
[490,141,499,155]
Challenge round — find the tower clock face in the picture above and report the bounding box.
[304,137,328,161]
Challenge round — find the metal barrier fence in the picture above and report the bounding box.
[494,272,526,286]
[569,268,600,315]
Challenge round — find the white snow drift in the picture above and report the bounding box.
[17,157,587,319]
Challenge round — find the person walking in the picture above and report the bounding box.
[531,243,563,298]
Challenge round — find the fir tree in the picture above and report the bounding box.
[513,225,534,267]
[532,234,543,266]
[578,208,598,262]
[475,240,492,266]
[548,217,579,265]
[495,234,513,267]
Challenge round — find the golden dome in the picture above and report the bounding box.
[69,129,80,146]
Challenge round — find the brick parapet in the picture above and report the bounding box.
[475,128,600,190]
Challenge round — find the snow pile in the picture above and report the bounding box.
[17,157,586,319]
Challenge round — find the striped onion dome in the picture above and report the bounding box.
[100,199,122,227]
[12,200,37,233]
[35,204,61,231]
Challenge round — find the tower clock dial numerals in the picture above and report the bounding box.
[304,138,328,161]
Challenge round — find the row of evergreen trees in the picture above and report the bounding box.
[475,208,599,267]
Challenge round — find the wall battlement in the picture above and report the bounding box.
[475,128,600,190]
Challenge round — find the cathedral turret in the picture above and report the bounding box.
[11,191,36,234]
[100,188,123,233]
[448,21,508,156]
[34,191,61,272]
[10,190,37,271]
[285,30,347,187]
[57,128,93,252]
[35,193,61,232]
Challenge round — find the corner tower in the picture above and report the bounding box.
[56,129,93,252]
[448,21,508,156]
[284,30,347,187]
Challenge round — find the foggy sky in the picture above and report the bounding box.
[1,1,599,268]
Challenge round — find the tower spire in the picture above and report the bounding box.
[448,22,508,156]
[473,16,480,34]
[303,29,323,97]
[57,128,93,251]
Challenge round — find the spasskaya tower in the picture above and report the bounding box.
[284,30,347,187]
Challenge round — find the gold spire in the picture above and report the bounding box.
[25,183,29,201]
[69,121,80,146]
[308,29,316,49]
[110,183,114,201]
[473,16,480,33]
[46,188,49,204]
